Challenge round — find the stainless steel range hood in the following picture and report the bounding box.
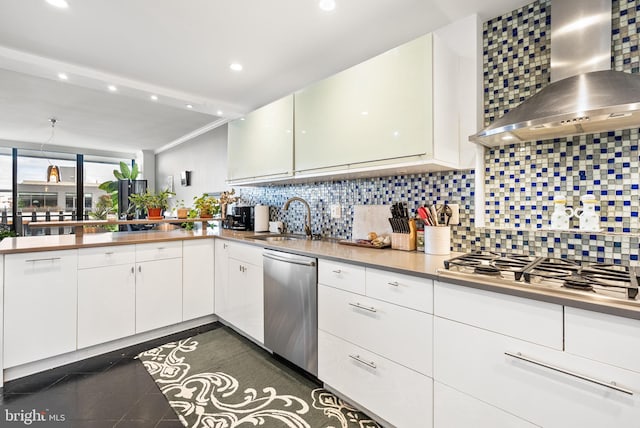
[470,0,640,146]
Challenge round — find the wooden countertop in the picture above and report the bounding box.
[2,228,640,320]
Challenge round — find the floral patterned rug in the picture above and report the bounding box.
[137,326,382,428]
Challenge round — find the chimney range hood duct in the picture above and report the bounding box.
[470,0,640,146]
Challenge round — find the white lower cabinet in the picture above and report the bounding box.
[78,263,136,348]
[319,284,432,376]
[434,316,640,428]
[135,258,183,333]
[227,255,264,343]
[214,239,231,319]
[214,239,264,344]
[4,250,78,368]
[565,307,640,374]
[183,240,215,320]
[434,382,537,428]
[317,259,433,427]
[319,330,433,428]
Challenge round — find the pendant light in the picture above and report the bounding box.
[42,118,61,183]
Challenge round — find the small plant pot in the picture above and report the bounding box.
[200,212,213,219]
[177,208,189,219]
[147,207,163,220]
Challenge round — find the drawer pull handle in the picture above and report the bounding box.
[332,269,342,274]
[387,281,400,287]
[131,267,134,274]
[138,265,142,273]
[349,354,377,369]
[505,352,633,396]
[157,247,165,250]
[349,302,377,313]
[25,257,61,263]
[104,251,114,255]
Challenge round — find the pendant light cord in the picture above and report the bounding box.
[41,118,57,166]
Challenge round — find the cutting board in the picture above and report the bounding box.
[352,205,393,240]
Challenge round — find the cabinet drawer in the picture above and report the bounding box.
[78,245,136,269]
[319,284,432,376]
[366,267,433,313]
[434,281,563,349]
[319,330,433,428]
[434,317,640,428]
[228,241,263,267]
[434,382,537,428]
[318,259,366,294]
[135,241,182,262]
[565,307,640,374]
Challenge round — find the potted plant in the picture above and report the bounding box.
[0,224,16,241]
[193,194,220,218]
[175,200,190,219]
[129,189,175,220]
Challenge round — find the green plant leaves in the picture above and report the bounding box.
[119,161,131,178]
[131,163,139,180]
[113,170,125,180]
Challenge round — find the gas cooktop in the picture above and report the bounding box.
[442,251,639,301]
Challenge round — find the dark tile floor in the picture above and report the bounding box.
[0,322,222,428]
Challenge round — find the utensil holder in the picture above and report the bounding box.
[424,226,451,255]
[391,219,416,251]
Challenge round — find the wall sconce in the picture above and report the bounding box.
[181,171,191,186]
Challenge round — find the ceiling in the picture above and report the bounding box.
[0,0,531,154]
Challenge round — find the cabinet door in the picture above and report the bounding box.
[4,250,78,367]
[434,317,640,428]
[295,34,433,173]
[214,239,230,318]
[136,258,182,333]
[78,264,135,348]
[227,258,264,343]
[227,95,294,182]
[434,382,537,428]
[183,240,214,320]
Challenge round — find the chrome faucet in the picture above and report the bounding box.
[283,197,312,238]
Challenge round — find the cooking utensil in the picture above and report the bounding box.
[429,205,439,226]
[443,204,453,225]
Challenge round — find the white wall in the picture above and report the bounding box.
[155,124,228,209]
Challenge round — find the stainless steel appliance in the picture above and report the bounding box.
[441,252,639,301]
[263,249,318,376]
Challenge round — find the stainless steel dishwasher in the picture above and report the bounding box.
[263,249,318,376]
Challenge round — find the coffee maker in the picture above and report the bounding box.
[224,206,254,231]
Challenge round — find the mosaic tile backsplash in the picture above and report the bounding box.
[238,0,640,264]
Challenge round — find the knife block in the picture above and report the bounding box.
[391,219,417,251]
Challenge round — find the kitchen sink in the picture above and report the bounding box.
[249,234,309,242]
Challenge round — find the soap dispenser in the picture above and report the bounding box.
[549,194,574,230]
[574,194,600,231]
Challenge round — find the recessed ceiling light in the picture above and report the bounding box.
[186,104,193,109]
[216,110,223,116]
[108,85,117,92]
[46,0,69,9]
[501,135,514,141]
[229,63,243,72]
[57,73,68,80]
[318,0,336,12]
[150,95,158,101]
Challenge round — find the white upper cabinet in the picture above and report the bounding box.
[227,95,294,183]
[225,16,480,184]
[294,33,436,173]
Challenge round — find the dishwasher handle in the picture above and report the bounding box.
[263,252,316,267]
